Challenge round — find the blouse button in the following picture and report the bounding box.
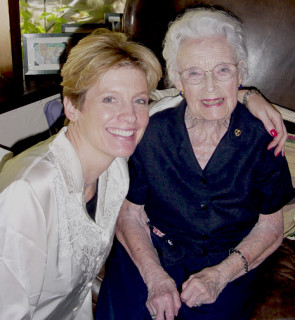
[201,248,208,256]
[200,203,208,211]
[200,177,207,185]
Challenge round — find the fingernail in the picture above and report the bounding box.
[268,146,274,150]
[275,152,281,157]
[270,129,278,137]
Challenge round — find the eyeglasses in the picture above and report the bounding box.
[178,63,238,85]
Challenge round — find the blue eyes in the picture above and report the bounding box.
[135,98,147,105]
[103,97,147,105]
[103,97,115,103]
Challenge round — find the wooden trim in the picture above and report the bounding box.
[0,0,12,77]
[8,0,23,87]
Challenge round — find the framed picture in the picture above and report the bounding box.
[23,33,75,75]
[61,23,111,33]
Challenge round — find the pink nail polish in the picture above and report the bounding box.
[275,152,281,157]
[270,129,278,137]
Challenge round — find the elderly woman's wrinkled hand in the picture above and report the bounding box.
[146,271,181,320]
[180,267,228,308]
[265,104,287,156]
[246,92,287,156]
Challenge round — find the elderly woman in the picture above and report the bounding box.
[0,29,162,319]
[96,8,294,320]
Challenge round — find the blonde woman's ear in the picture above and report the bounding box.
[63,97,78,122]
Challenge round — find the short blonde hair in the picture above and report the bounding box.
[61,28,162,110]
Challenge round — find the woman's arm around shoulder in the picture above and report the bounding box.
[239,89,287,156]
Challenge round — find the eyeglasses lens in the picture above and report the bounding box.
[182,63,237,84]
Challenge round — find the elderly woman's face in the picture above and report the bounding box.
[176,36,241,121]
[69,66,149,159]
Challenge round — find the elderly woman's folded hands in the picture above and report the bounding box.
[146,263,235,314]
[145,264,230,318]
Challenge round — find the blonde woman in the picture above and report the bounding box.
[0,29,161,319]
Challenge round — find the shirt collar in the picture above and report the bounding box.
[50,127,84,194]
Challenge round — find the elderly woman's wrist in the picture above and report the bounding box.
[215,249,249,283]
[229,248,249,274]
[212,262,234,287]
[242,88,262,109]
[143,264,167,286]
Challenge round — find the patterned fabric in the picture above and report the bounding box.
[284,137,295,238]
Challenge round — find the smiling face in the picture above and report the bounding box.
[64,66,149,161]
[176,36,241,121]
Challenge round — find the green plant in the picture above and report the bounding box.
[19,1,45,34]
[39,7,68,33]
[19,1,68,34]
[19,0,122,34]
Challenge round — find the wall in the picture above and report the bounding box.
[0,0,13,77]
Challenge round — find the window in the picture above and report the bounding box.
[20,0,126,33]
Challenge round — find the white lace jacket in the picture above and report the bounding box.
[0,127,129,320]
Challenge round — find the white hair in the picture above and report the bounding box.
[162,7,248,87]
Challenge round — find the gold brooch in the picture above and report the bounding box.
[234,129,242,136]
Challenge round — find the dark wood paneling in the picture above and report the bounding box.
[123,0,295,110]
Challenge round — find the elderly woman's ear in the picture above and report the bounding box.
[175,78,184,94]
[63,96,79,122]
[237,60,247,83]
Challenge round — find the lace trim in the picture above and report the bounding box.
[52,160,102,307]
[97,159,129,227]
[52,151,128,308]
[102,181,127,226]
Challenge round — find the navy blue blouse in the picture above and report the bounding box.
[126,101,294,267]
